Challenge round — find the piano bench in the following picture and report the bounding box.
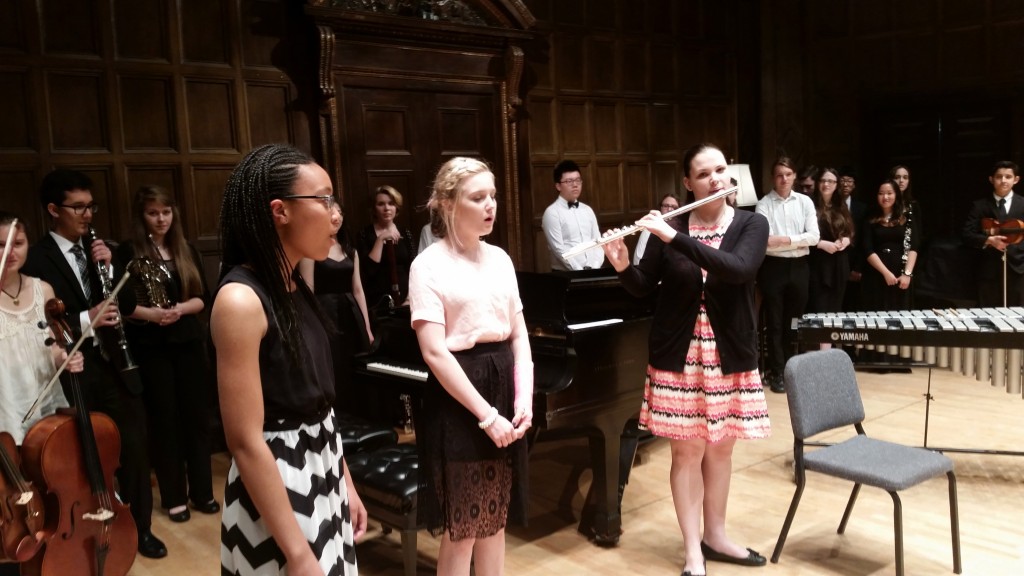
[336,412,399,455]
[346,444,423,576]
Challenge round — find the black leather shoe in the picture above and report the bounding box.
[169,508,190,523]
[769,375,785,394]
[138,530,168,559]
[701,541,766,567]
[191,499,221,514]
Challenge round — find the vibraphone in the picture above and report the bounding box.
[797,307,1024,456]
[798,307,1024,396]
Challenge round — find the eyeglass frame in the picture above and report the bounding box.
[58,203,101,215]
[272,194,337,211]
[559,177,583,186]
[819,178,838,184]
[660,203,680,210]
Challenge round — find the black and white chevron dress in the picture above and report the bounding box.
[218,267,358,575]
[221,411,358,575]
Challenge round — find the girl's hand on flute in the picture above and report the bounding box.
[601,229,630,272]
[638,210,678,243]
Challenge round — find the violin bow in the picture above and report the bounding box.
[22,271,132,423]
[0,218,16,285]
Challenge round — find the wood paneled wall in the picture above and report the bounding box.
[0,0,316,283]
[760,0,1024,239]
[522,0,749,271]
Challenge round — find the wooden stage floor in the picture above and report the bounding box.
[130,365,1024,575]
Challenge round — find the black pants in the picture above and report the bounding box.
[978,268,1024,307]
[758,256,809,375]
[64,343,153,534]
[136,338,215,510]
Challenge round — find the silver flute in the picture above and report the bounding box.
[560,185,738,259]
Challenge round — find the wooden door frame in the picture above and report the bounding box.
[307,2,534,266]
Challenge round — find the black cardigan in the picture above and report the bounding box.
[618,209,768,375]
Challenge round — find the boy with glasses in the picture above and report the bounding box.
[542,160,604,271]
[22,168,167,559]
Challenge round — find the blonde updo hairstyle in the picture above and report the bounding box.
[427,157,492,246]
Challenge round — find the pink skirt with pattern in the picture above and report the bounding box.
[638,303,771,443]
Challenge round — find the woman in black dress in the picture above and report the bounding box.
[863,179,918,311]
[118,185,218,523]
[299,202,373,411]
[808,167,854,314]
[356,185,415,308]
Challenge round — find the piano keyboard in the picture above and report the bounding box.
[365,361,428,382]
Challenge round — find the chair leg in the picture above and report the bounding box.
[837,483,862,534]
[771,479,806,563]
[947,471,962,574]
[400,528,417,576]
[890,491,904,576]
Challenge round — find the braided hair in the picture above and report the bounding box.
[218,144,326,366]
[426,157,491,246]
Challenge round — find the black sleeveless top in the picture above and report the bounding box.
[218,266,334,428]
[312,255,354,297]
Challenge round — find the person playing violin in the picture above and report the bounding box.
[963,160,1024,307]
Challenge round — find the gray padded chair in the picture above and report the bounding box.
[771,349,961,576]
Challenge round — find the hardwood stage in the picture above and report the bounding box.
[129,366,1023,575]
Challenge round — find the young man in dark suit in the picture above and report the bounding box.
[22,168,167,559]
[963,160,1024,307]
[839,167,868,312]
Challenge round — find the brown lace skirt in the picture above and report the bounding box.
[417,340,529,540]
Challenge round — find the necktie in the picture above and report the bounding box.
[568,201,579,209]
[70,244,92,301]
[998,198,1008,220]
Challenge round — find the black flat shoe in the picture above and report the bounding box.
[681,560,707,576]
[701,541,766,567]
[191,499,221,514]
[138,530,168,559]
[169,508,191,523]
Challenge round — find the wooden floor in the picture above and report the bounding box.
[130,365,1024,575]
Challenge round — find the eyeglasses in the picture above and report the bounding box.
[819,178,838,184]
[660,203,680,210]
[559,178,583,186]
[59,203,100,215]
[274,195,336,211]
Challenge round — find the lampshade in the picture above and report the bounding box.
[726,164,758,207]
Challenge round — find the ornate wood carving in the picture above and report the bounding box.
[307,0,534,266]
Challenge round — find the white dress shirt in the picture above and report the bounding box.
[49,231,99,338]
[755,190,820,258]
[542,196,605,270]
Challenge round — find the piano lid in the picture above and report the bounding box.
[517,270,653,330]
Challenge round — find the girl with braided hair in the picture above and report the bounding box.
[212,144,366,575]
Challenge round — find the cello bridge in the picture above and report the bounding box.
[15,492,33,505]
[82,508,115,522]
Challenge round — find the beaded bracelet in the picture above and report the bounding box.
[478,406,499,430]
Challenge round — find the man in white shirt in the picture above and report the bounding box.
[542,160,605,271]
[755,157,820,392]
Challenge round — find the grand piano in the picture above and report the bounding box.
[355,269,653,545]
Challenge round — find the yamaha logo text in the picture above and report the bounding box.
[831,331,870,342]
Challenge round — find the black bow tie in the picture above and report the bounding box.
[567,201,579,209]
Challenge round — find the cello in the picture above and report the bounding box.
[0,431,45,562]
[19,298,136,576]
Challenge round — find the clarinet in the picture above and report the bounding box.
[85,227,143,393]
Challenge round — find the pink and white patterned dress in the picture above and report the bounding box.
[638,213,771,442]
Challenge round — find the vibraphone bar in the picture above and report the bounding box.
[798,307,1024,396]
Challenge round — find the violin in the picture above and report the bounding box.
[0,431,45,562]
[981,217,1024,245]
[19,298,136,576]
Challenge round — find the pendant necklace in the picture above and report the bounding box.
[1,273,22,305]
